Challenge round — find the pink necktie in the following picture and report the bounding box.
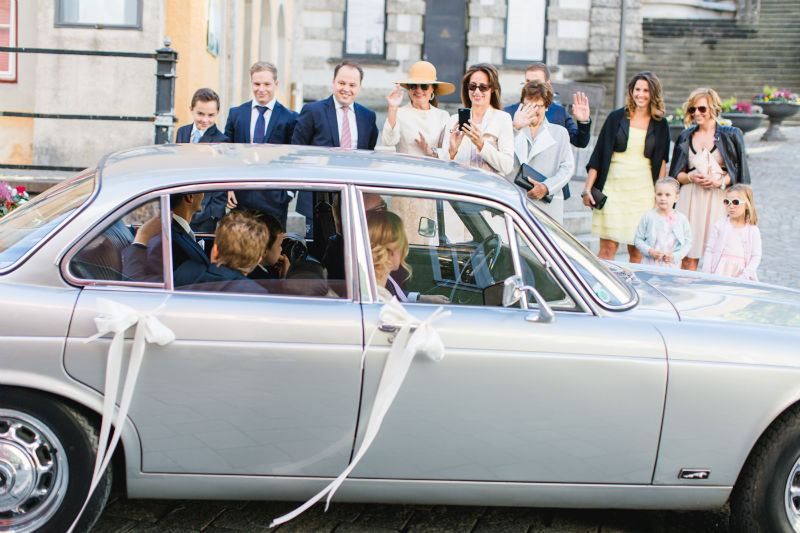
[340,106,352,149]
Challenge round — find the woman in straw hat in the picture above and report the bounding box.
[381,61,455,158]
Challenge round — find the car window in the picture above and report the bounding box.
[0,171,95,270]
[365,192,516,306]
[69,199,163,284]
[515,228,576,311]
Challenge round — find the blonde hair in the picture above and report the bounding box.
[625,71,665,120]
[682,87,723,127]
[250,61,278,80]
[655,176,680,194]
[367,210,410,281]
[214,211,269,274]
[727,184,759,225]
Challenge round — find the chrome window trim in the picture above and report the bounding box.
[350,186,376,304]
[505,212,528,310]
[355,186,593,314]
[1,169,99,276]
[61,180,354,301]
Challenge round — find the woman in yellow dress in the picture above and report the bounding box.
[582,72,671,262]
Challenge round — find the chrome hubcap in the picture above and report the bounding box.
[0,409,68,532]
[786,455,800,532]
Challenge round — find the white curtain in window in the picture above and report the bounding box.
[345,0,385,56]
[505,0,546,61]
[59,0,138,26]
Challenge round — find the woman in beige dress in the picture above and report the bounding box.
[381,61,454,158]
[669,88,750,270]
[441,63,514,176]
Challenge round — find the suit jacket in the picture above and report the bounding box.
[175,123,228,144]
[175,260,269,293]
[291,96,379,150]
[224,100,298,144]
[504,102,591,149]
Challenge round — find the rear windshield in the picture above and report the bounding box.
[0,171,96,270]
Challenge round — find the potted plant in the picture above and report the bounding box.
[720,97,766,134]
[752,86,800,141]
[0,182,29,218]
[666,107,685,143]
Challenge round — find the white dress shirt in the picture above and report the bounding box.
[250,98,276,142]
[335,98,359,148]
[172,213,196,241]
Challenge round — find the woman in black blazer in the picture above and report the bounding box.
[582,72,670,262]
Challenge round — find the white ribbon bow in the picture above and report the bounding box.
[270,298,450,527]
[69,298,174,533]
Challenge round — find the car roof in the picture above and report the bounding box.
[97,143,521,203]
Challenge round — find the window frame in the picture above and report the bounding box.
[342,0,387,59]
[503,0,548,66]
[0,0,17,82]
[62,181,355,301]
[54,0,143,30]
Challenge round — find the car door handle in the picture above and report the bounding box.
[379,323,400,333]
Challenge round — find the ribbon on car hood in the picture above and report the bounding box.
[69,298,175,533]
[270,298,450,527]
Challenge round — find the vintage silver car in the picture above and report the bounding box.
[0,144,799,533]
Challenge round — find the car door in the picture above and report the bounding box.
[351,188,667,484]
[62,185,364,477]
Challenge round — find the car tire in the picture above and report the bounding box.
[0,388,112,533]
[730,405,800,533]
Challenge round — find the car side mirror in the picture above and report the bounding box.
[418,217,437,238]
[502,275,555,323]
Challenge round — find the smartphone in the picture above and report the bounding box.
[458,108,471,131]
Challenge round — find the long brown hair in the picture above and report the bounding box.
[460,63,502,110]
[625,71,665,120]
[366,210,411,281]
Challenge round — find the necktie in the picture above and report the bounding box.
[253,105,268,143]
[340,106,352,149]
[191,129,202,143]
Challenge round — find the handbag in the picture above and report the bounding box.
[590,187,607,210]
[514,164,553,203]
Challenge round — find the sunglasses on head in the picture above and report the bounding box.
[723,198,743,206]
[407,83,431,91]
[468,83,491,93]
[688,106,708,114]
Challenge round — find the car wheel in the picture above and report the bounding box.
[731,406,800,533]
[0,388,112,533]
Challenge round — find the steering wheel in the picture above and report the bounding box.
[476,233,502,273]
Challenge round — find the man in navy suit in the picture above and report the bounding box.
[504,63,592,200]
[174,88,229,234]
[224,62,299,227]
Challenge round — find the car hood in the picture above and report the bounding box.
[626,264,800,328]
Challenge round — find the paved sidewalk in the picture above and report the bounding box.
[89,128,797,532]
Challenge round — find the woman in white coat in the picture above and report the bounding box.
[508,81,575,223]
[441,63,514,176]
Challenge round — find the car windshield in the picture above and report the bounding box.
[0,171,96,270]
[525,199,635,308]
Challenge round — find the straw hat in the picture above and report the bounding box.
[396,61,455,96]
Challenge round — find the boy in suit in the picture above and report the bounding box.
[175,210,270,293]
[174,89,229,233]
[225,62,299,228]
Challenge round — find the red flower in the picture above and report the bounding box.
[5,200,12,210]
[15,186,26,195]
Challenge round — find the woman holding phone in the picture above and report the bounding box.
[441,63,514,175]
[381,61,454,158]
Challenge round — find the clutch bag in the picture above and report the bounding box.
[514,164,553,203]
[590,187,607,210]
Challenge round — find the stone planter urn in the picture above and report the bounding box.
[669,123,685,143]
[720,112,766,134]
[754,101,800,141]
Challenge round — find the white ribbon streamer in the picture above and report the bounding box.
[270,298,450,527]
[68,298,175,533]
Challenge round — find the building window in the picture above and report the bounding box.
[344,0,385,57]
[0,0,16,82]
[505,0,547,63]
[56,0,142,29]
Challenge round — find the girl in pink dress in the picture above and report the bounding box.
[701,185,762,281]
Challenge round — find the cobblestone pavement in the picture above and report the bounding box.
[92,127,799,532]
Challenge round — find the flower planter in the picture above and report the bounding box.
[753,101,800,141]
[669,124,684,143]
[720,112,766,134]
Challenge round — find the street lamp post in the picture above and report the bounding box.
[614,0,627,108]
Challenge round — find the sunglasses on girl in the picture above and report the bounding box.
[468,83,492,93]
[723,198,743,206]
[407,84,430,91]
[688,106,708,114]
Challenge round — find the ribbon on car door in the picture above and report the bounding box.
[270,298,449,527]
[68,298,175,533]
